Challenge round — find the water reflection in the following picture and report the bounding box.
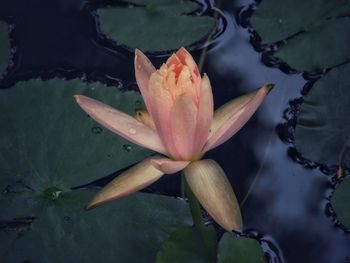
[201,1,350,262]
[1,0,349,262]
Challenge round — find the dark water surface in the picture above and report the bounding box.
[1,0,349,262]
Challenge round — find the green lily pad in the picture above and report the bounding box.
[0,21,10,75]
[217,233,266,263]
[121,0,198,7]
[156,225,217,263]
[294,63,350,167]
[331,178,350,229]
[251,0,350,71]
[97,0,215,52]
[0,78,192,262]
[0,189,192,262]
[0,79,152,189]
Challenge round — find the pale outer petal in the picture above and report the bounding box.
[203,84,273,153]
[192,74,213,157]
[148,71,181,159]
[74,95,167,155]
[150,158,190,174]
[170,94,198,160]
[184,159,243,231]
[134,49,156,114]
[86,157,164,209]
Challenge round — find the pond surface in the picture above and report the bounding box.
[0,0,349,262]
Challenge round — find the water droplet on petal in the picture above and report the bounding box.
[123,144,132,152]
[103,107,112,113]
[129,128,137,135]
[137,64,142,70]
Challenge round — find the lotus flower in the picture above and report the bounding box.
[74,48,272,231]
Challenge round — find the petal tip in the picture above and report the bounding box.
[85,194,115,210]
[134,48,143,59]
[178,46,188,53]
[264,83,274,93]
[85,199,99,210]
[74,95,82,103]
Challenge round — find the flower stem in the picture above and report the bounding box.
[183,175,218,260]
[183,175,206,230]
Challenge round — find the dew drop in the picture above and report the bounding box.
[129,128,137,135]
[137,64,142,70]
[123,144,132,152]
[42,187,63,201]
[91,126,103,134]
[103,107,114,114]
[135,99,142,106]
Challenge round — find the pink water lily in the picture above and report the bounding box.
[75,48,272,231]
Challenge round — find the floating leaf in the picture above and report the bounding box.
[97,0,215,52]
[0,79,152,188]
[294,63,350,167]
[120,0,192,5]
[0,78,192,262]
[251,0,350,70]
[0,189,192,262]
[0,21,10,75]
[217,233,266,263]
[156,225,217,263]
[331,178,350,229]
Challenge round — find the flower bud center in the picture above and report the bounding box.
[159,54,200,105]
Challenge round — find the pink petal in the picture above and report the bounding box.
[151,157,190,174]
[170,94,198,160]
[184,159,243,231]
[148,71,180,159]
[86,157,164,209]
[203,84,273,153]
[166,53,182,67]
[135,49,156,113]
[176,47,199,77]
[74,95,167,155]
[192,74,214,157]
